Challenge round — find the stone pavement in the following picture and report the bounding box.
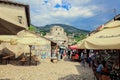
[0,58,94,80]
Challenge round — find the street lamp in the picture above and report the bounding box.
[29,45,32,65]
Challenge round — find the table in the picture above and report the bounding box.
[2,55,14,64]
[20,56,40,65]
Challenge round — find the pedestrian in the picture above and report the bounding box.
[96,60,106,80]
[87,57,91,67]
[59,48,64,59]
[67,50,71,59]
[81,51,85,67]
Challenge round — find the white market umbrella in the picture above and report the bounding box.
[0,35,18,43]
[77,21,120,49]
[13,36,49,65]
[13,37,48,46]
[104,20,120,28]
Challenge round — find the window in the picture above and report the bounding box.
[18,16,22,24]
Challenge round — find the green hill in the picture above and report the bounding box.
[29,24,90,43]
[36,24,90,34]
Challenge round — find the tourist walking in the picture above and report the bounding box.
[96,60,106,80]
[67,50,71,59]
[81,51,85,67]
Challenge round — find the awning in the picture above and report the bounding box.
[0,35,18,43]
[69,45,78,50]
[77,21,120,49]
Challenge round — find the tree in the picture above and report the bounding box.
[74,33,87,43]
[29,25,37,32]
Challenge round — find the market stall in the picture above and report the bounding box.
[77,20,120,49]
[68,45,81,61]
[77,20,120,80]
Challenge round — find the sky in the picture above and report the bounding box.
[14,0,120,31]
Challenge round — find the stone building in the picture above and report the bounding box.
[45,26,68,47]
[0,0,31,57]
[0,0,30,35]
[0,0,56,59]
[67,34,76,45]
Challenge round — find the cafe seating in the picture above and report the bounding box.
[19,55,40,66]
[19,57,27,65]
[0,53,15,64]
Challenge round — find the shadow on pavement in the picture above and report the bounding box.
[58,74,87,80]
[58,62,94,80]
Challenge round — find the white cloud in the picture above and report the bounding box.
[69,0,92,6]
[32,15,52,26]
[50,5,97,18]
[17,0,42,4]
[50,0,62,5]
[31,13,70,26]
[14,0,99,26]
[15,0,97,17]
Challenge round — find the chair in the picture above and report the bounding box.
[19,57,27,65]
[32,55,40,65]
[2,54,14,64]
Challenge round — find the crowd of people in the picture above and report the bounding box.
[51,46,67,62]
[51,46,120,80]
[66,49,120,80]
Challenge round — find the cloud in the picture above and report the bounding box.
[29,1,98,18]
[51,5,98,18]
[31,13,71,26]
[15,0,97,17]
[14,0,104,30]
[69,0,92,6]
